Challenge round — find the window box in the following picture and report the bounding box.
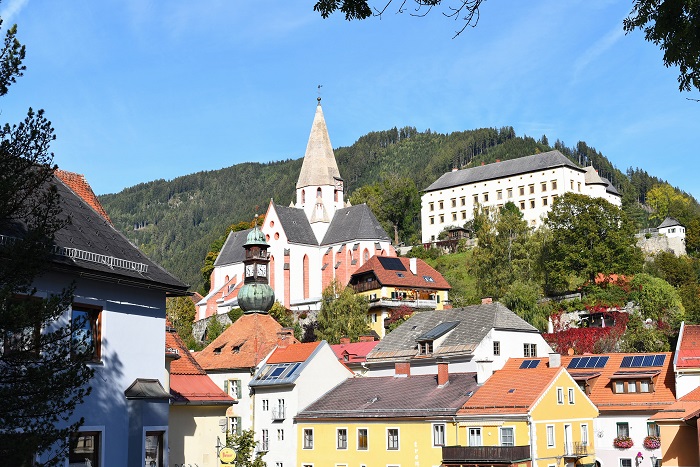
[613,436,634,449]
[643,436,660,450]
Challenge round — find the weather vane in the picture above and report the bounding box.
[317,84,323,103]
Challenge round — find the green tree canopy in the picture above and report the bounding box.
[630,273,684,327]
[316,280,371,344]
[226,429,266,467]
[543,193,643,293]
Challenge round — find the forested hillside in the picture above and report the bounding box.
[99,126,692,291]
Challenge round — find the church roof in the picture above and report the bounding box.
[321,204,391,245]
[214,229,251,266]
[296,102,342,189]
[424,150,582,192]
[274,204,318,245]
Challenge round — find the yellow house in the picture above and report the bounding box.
[649,386,700,467]
[348,255,451,338]
[448,356,598,467]
[295,362,477,467]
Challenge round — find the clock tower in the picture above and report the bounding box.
[238,222,275,314]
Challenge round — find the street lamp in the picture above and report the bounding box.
[650,455,657,467]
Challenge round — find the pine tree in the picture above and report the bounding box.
[0,18,94,466]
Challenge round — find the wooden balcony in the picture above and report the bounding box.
[442,446,531,465]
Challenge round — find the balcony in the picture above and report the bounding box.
[442,446,531,465]
[369,298,438,309]
[271,407,285,421]
[564,442,591,458]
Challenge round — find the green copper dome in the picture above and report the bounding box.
[245,225,268,247]
[238,283,275,314]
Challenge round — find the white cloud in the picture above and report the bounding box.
[0,0,29,26]
[571,20,625,83]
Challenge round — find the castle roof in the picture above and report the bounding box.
[424,150,581,192]
[296,102,342,189]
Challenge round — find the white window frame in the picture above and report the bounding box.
[499,426,515,447]
[432,423,446,447]
[581,424,589,446]
[469,427,482,446]
[337,428,348,450]
[387,427,400,450]
[568,387,575,404]
[557,387,564,405]
[303,428,314,450]
[357,427,368,451]
[546,424,555,448]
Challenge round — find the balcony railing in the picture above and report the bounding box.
[369,298,438,309]
[565,442,590,457]
[271,407,285,421]
[442,446,531,464]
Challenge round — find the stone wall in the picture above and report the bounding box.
[636,233,686,257]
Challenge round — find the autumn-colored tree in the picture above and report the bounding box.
[645,183,691,223]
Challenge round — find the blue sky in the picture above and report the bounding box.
[1,0,698,200]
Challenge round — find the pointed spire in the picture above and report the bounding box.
[296,99,342,189]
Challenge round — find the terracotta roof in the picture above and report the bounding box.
[677,325,700,369]
[297,373,479,419]
[166,326,233,405]
[55,169,111,223]
[330,341,379,364]
[562,352,675,412]
[195,313,285,370]
[650,387,700,421]
[267,341,320,364]
[350,256,451,290]
[459,358,563,415]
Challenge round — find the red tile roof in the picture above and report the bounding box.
[267,342,320,364]
[650,387,700,422]
[330,340,379,364]
[195,313,287,370]
[459,358,563,415]
[55,169,112,223]
[350,256,451,290]
[677,325,700,368]
[562,352,675,412]
[166,326,233,404]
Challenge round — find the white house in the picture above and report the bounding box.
[198,100,394,318]
[3,170,189,466]
[420,150,621,243]
[673,321,700,399]
[364,300,553,378]
[249,341,353,467]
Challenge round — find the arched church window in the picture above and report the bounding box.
[317,187,322,198]
[301,189,305,204]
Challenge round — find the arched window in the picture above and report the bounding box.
[363,249,369,264]
[317,187,322,199]
[301,189,306,204]
[302,255,309,299]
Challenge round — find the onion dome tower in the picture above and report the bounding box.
[238,221,275,314]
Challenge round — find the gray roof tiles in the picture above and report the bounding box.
[424,150,582,192]
[367,302,538,362]
[658,217,683,229]
[214,229,251,266]
[295,373,479,419]
[321,204,391,245]
[274,205,319,245]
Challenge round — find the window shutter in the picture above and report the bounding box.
[235,380,242,399]
[236,417,242,435]
[224,380,229,394]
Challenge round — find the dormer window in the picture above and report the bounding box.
[419,341,433,355]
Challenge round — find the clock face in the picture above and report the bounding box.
[257,264,267,277]
[245,264,254,277]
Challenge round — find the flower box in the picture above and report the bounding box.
[614,436,634,449]
[643,436,661,450]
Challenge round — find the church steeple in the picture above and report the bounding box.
[296,98,342,190]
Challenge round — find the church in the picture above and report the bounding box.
[197,99,395,320]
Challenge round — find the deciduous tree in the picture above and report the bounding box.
[316,280,371,344]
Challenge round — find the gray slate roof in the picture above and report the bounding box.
[274,204,318,245]
[367,302,538,361]
[1,175,187,291]
[424,150,582,192]
[584,166,607,186]
[296,373,478,419]
[658,217,683,229]
[214,229,251,267]
[321,204,391,245]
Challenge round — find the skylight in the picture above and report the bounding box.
[423,275,435,282]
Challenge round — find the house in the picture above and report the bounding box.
[330,336,379,374]
[295,361,479,467]
[364,300,553,377]
[166,324,234,466]
[637,216,687,257]
[348,255,451,338]
[198,100,394,319]
[249,341,353,467]
[421,150,621,242]
[562,352,675,467]
[195,314,295,434]
[447,355,598,467]
[674,322,700,399]
[2,170,189,465]
[649,386,700,467]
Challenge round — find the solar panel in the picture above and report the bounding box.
[594,356,609,368]
[377,257,406,271]
[620,354,666,368]
[653,354,666,367]
[579,356,591,368]
[631,356,645,367]
[567,358,580,369]
[568,356,610,369]
[620,356,634,368]
[520,359,540,369]
[642,355,655,367]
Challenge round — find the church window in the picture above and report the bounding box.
[317,188,322,198]
[363,249,369,263]
[303,255,309,299]
[301,190,306,203]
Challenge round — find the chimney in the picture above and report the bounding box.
[339,337,350,345]
[549,353,561,368]
[277,328,294,348]
[359,335,376,342]
[476,360,493,384]
[481,297,493,305]
[395,361,410,377]
[409,257,417,275]
[437,360,449,387]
